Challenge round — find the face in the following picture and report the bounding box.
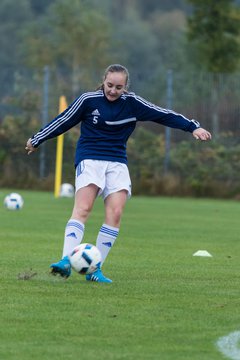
[103,72,127,102]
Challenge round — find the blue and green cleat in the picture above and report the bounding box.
[50,256,71,278]
[86,264,112,283]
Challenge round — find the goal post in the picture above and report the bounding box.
[54,95,68,198]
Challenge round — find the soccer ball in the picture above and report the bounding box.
[60,183,74,197]
[69,243,102,275]
[4,192,24,210]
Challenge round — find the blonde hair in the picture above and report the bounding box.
[97,64,130,91]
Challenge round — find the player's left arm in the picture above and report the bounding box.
[130,94,211,140]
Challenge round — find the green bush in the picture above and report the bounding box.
[1,118,239,198]
[128,128,240,198]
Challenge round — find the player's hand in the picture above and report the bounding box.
[25,138,36,155]
[193,128,212,141]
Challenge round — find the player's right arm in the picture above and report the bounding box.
[25,94,87,154]
[25,138,36,155]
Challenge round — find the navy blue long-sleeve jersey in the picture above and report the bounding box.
[31,90,200,167]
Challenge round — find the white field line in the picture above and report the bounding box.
[216,331,240,360]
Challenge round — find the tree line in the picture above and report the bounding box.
[1,0,239,99]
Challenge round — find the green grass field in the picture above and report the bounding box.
[0,189,240,360]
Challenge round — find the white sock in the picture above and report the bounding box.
[62,219,85,258]
[96,223,119,264]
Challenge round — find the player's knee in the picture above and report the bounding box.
[72,204,92,221]
[106,206,123,224]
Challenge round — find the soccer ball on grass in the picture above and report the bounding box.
[4,192,24,210]
[60,183,74,197]
[69,243,102,275]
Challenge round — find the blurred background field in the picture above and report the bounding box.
[1,190,240,359]
[1,0,240,198]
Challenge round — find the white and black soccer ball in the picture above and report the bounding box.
[69,243,102,275]
[4,192,24,210]
[60,183,74,197]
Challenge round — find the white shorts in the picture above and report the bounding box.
[75,160,132,200]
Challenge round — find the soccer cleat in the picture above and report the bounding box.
[86,267,112,283]
[50,256,71,278]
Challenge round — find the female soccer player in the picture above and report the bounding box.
[25,64,211,283]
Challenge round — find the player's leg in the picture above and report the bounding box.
[96,162,131,263]
[86,190,128,283]
[86,162,131,283]
[98,190,128,262]
[50,184,99,278]
[50,160,104,278]
[63,184,99,256]
[86,191,128,283]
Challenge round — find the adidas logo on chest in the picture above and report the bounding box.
[92,109,100,116]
